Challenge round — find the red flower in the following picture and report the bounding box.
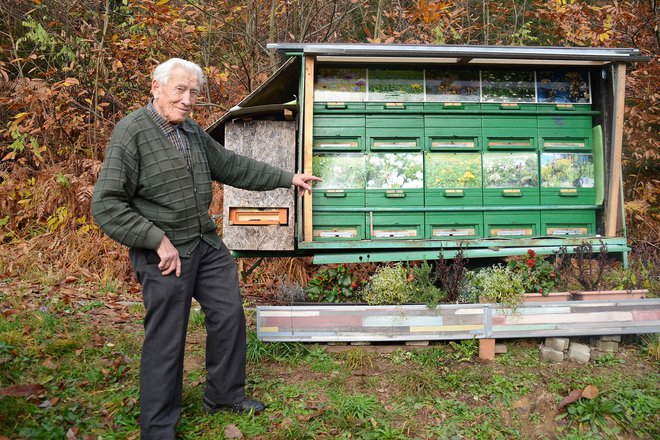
[350,281,359,289]
[550,272,556,278]
[539,288,544,294]
[527,259,535,268]
[527,249,536,257]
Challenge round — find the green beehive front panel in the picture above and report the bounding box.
[313,115,365,139]
[484,211,540,238]
[312,153,365,206]
[313,189,365,207]
[483,114,537,150]
[483,188,539,206]
[425,212,483,239]
[540,152,596,205]
[539,115,592,150]
[425,152,482,206]
[365,102,424,113]
[425,114,482,151]
[541,210,596,236]
[424,103,482,112]
[366,115,423,149]
[424,114,482,129]
[313,213,365,242]
[366,152,424,207]
[313,102,366,113]
[483,152,539,205]
[367,213,424,240]
[366,189,424,207]
[540,187,596,205]
[426,188,482,207]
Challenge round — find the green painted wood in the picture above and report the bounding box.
[541,210,596,236]
[310,244,631,264]
[593,125,605,205]
[298,236,627,251]
[425,212,484,239]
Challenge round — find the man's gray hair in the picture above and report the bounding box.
[152,58,206,86]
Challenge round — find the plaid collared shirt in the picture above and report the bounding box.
[147,99,194,170]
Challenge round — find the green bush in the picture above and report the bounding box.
[363,262,445,305]
[363,263,411,305]
[463,265,525,309]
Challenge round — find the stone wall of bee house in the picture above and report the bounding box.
[222,120,296,250]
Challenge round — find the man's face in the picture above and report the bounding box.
[151,65,201,124]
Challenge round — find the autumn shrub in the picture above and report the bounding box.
[435,248,469,302]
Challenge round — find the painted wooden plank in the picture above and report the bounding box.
[502,311,633,325]
[256,300,660,342]
[260,310,320,317]
[303,55,315,242]
[263,316,363,328]
[410,324,483,333]
[606,62,626,237]
[260,327,280,333]
[363,316,443,327]
[441,315,485,326]
[633,310,660,320]
[455,308,485,315]
[492,324,559,332]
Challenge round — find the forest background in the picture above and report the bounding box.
[0,0,658,294]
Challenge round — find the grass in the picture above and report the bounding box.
[1,281,659,439]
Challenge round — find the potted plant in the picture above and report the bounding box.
[554,243,648,300]
[464,264,526,311]
[507,249,572,302]
[362,261,445,306]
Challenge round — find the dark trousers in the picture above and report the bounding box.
[129,241,246,440]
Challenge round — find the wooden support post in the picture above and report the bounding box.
[479,338,496,360]
[605,63,626,237]
[302,55,315,242]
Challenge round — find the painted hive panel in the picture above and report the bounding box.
[223,121,296,250]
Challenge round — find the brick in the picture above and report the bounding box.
[596,340,619,353]
[479,338,496,360]
[545,337,570,352]
[406,340,430,346]
[540,345,564,363]
[568,342,591,363]
[600,335,622,342]
[495,344,508,354]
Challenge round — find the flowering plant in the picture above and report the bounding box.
[305,264,365,303]
[507,249,558,295]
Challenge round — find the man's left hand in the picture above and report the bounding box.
[292,173,322,195]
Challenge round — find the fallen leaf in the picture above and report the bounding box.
[43,358,57,369]
[224,424,243,439]
[66,427,79,440]
[582,385,599,399]
[0,383,46,397]
[558,389,583,410]
[39,399,52,408]
[63,276,78,284]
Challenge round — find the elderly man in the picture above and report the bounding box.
[92,58,319,439]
